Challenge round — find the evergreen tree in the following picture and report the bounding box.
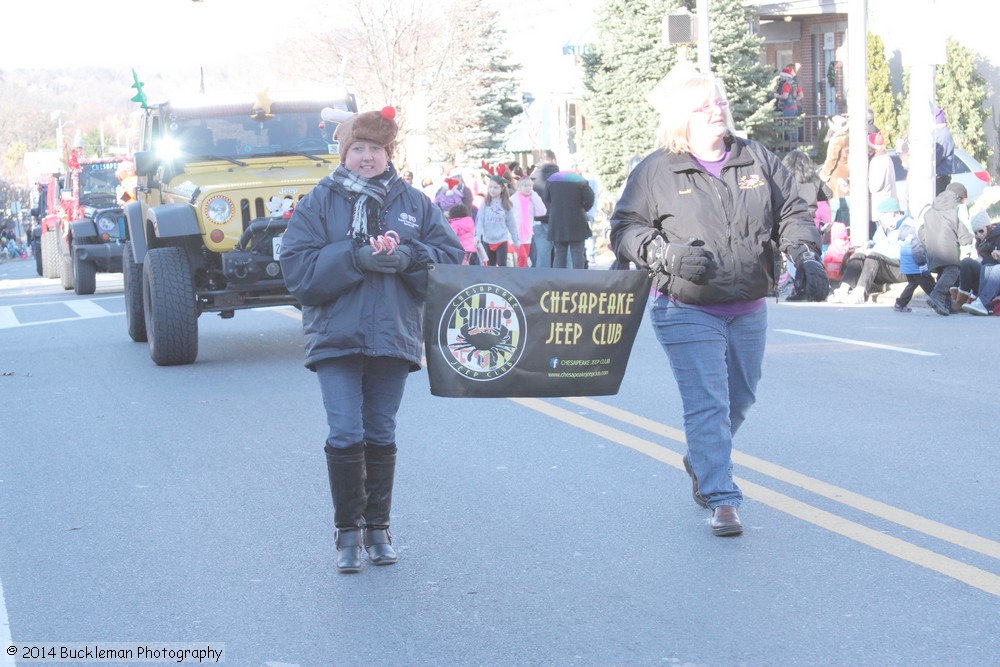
[581,0,782,195]
[581,0,680,195]
[936,36,991,168]
[867,32,900,146]
[698,0,776,146]
[425,0,520,164]
[892,37,991,175]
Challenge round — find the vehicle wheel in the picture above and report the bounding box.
[60,252,74,290]
[72,247,97,295]
[142,246,198,366]
[41,232,60,279]
[123,241,147,342]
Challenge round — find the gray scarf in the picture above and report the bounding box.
[330,163,399,241]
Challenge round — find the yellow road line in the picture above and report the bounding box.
[272,306,302,320]
[274,307,1000,594]
[563,395,1000,562]
[511,396,1000,598]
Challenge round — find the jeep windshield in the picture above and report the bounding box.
[80,161,126,206]
[159,102,349,164]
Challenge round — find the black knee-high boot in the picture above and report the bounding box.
[363,443,397,565]
[324,441,367,573]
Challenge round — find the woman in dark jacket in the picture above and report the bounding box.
[960,207,1000,315]
[280,107,463,572]
[610,64,827,537]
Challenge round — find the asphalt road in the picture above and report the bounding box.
[1,255,998,667]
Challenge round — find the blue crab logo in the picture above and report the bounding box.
[438,284,526,380]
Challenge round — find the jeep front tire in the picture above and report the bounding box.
[72,247,97,295]
[142,246,198,366]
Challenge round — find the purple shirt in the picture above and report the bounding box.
[693,150,729,179]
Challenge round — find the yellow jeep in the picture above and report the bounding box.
[124,90,357,365]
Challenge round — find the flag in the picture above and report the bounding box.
[424,265,651,398]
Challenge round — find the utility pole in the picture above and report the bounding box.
[847,0,869,247]
[906,0,944,217]
[696,0,711,74]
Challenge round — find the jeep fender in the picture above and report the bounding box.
[124,201,148,263]
[149,204,200,240]
[70,218,98,241]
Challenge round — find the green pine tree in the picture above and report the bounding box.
[697,0,777,146]
[581,0,679,194]
[867,32,900,146]
[581,0,781,194]
[426,0,520,164]
[891,37,991,177]
[936,36,991,168]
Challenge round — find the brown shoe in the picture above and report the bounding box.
[682,455,709,509]
[710,506,743,537]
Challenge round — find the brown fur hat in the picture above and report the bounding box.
[326,106,398,161]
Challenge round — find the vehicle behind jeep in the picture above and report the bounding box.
[30,154,131,294]
[124,90,357,366]
[61,155,132,294]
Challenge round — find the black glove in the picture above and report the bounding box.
[791,246,830,301]
[644,236,712,284]
[356,245,399,274]
[393,245,413,273]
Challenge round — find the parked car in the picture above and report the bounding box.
[890,146,991,210]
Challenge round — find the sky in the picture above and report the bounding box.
[1,0,301,71]
[1,0,599,92]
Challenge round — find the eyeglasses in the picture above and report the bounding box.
[692,100,730,114]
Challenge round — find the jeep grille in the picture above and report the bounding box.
[238,194,308,225]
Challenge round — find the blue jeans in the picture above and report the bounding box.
[650,297,768,508]
[978,263,1000,306]
[315,355,411,449]
[532,222,551,268]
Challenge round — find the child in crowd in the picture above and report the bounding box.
[447,204,477,265]
[512,175,546,267]
[475,175,519,268]
[434,177,466,215]
[893,202,936,312]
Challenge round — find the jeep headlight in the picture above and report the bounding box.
[96,211,119,234]
[205,195,235,225]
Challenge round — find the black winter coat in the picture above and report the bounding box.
[531,163,560,223]
[610,137,822,304]
[976,225,1000,265]
[542,172,596,244]
[280,174,464,371]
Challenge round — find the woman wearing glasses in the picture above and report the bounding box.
[960,207,1000,315]
[610,63,828,537]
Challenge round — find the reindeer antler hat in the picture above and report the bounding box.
[481,160,509,185]
[321,106,399,162]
